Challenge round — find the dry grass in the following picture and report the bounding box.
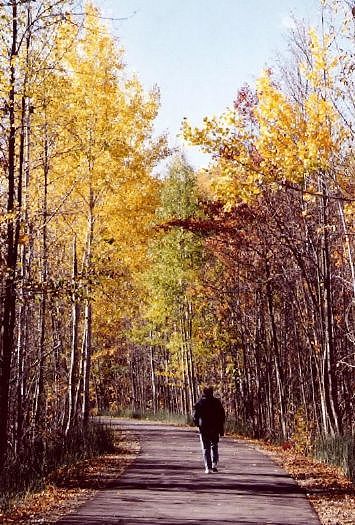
[0,430,140,525]
[253,440,355,525]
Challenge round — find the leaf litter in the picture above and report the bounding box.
[252,440,354,525]
[0,430,140,525]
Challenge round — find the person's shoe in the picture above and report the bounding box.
[205,467,212,473]
[212,466,218,472]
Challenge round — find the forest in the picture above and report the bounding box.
[0,0,354,502]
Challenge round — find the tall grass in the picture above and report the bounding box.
[313,434,355,481]
[0,422,115,511]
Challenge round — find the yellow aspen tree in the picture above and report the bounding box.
[183,26,350,205]
[45,2,167,427]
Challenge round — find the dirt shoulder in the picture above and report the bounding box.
[0,429,140,525]
[240,437,354,525]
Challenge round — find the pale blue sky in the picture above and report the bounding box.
[95,0,320,169]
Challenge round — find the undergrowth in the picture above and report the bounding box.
[0,421,115,512]
[314,434,355,482]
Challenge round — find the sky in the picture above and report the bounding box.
[95,0,321,169]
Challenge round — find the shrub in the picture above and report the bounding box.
[291,408,313,455]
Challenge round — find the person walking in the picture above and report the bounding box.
[193,386,225,473]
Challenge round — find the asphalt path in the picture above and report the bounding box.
[56,418,320,525]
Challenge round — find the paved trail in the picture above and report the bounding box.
[57,418,320,525]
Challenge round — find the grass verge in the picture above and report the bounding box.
[234,435,354,525]
[0,428,140,524]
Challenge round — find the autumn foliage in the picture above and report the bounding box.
[0,0,354,507]
[0,0,167,500]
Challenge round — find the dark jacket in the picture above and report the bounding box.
[193,394,225,436]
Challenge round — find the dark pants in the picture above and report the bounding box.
[199,431,219,469]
